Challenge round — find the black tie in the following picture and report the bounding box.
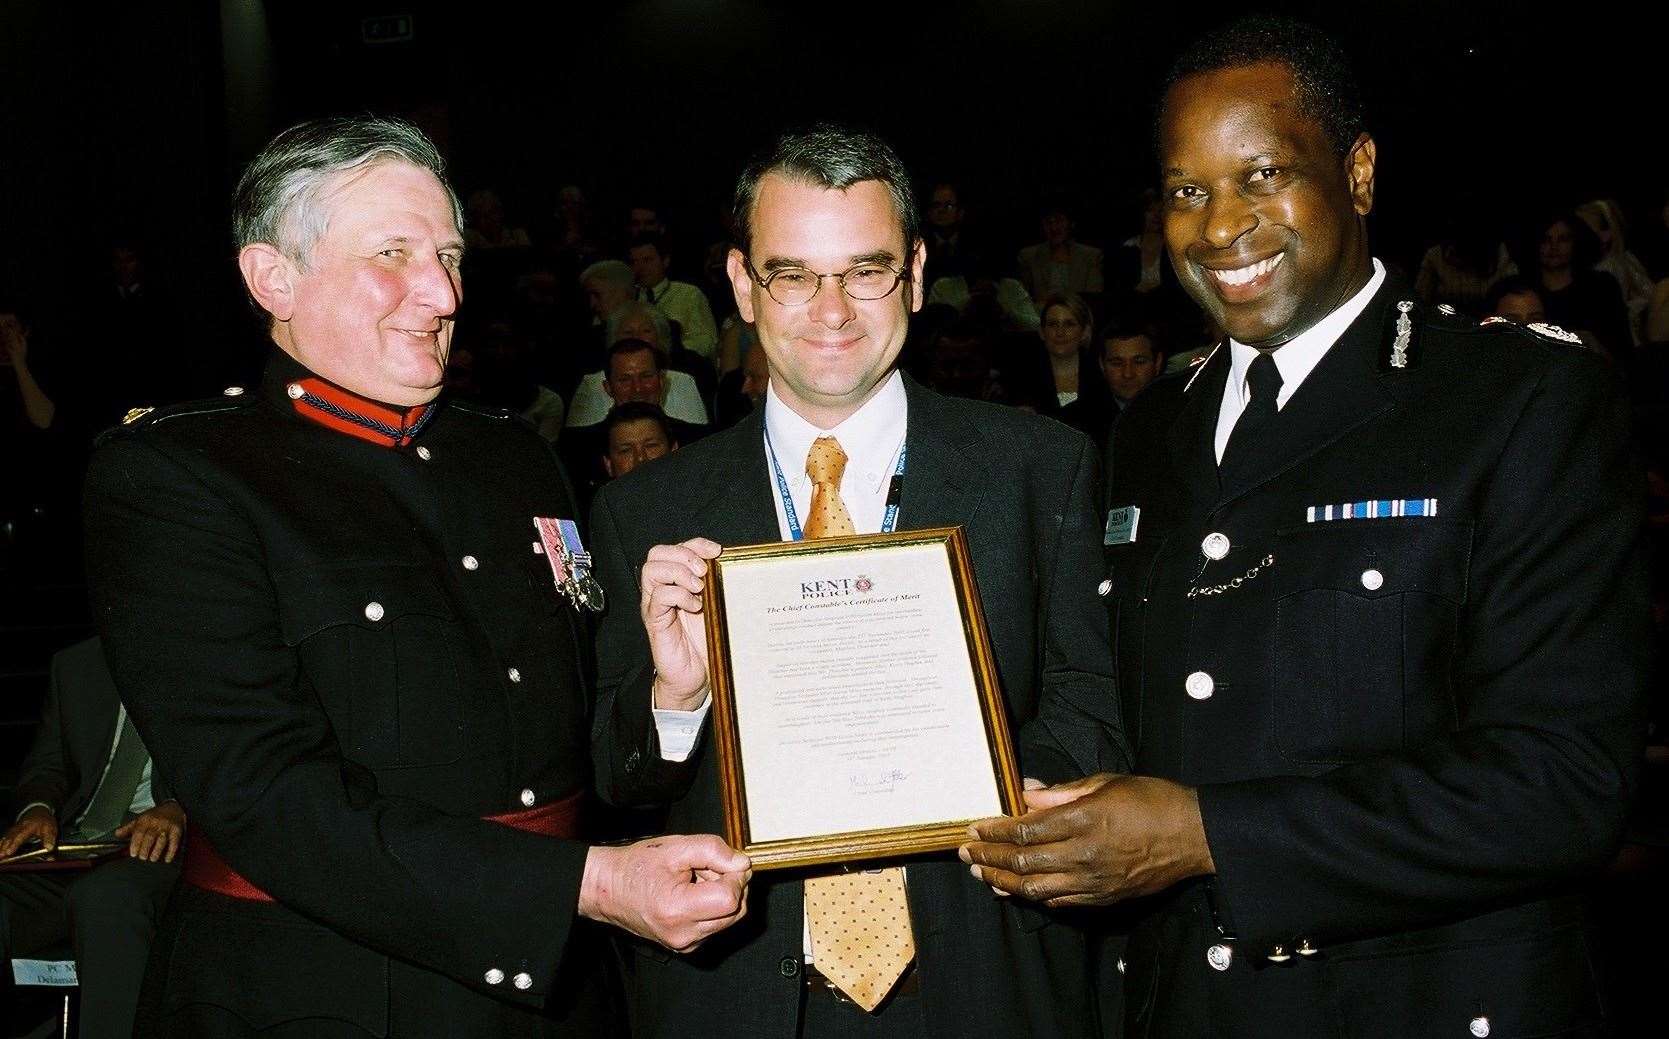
[1221,352,1283,473]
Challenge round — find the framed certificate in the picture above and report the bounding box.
[702,526,1022,870]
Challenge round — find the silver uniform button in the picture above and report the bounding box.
[415,445,432,461]
[1469,1016,1490,1038]
[462,555,479,571]
[1201,532,1231,560]
[285,382,304,400]
[508,667,522,683]
[364,602,384,622]
[1266,944,1291,963]
[1361,568,1384,591]
[223,386,245,397]
[512,972,533,991]
[520,788,536,807]
[1097,578,1113,597]
[1295,938,1317,956]
[1185,671,1215,700]
[1206,943,1233,971]
[484,968,504,985]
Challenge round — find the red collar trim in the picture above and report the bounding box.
[285,377,436,448]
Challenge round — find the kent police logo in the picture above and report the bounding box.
[855,576,873,593]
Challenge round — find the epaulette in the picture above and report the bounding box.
[1478,315,1588,347]
[95,385,258,446]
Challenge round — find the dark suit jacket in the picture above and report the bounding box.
[588,375,1129,1038]
[84,350,603,1037]
[14,637,172,824]
[1104,281,1649,1037]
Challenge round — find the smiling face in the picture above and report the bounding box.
[727,174,924,428]
[273,161,464,404]
[1160,61,1375,348]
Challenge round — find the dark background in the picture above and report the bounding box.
[0,0,1657,327]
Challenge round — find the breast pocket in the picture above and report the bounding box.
[1271,519,1471,766]
[273,564,467,768]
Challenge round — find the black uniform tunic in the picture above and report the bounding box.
[84,350,607,1037]
[1104,285,1649,1038]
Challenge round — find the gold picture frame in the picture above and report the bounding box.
[701,525,1023,870]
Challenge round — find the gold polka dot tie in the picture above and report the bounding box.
[802,436,857,539]
[805,867,915,1011]
[799,435,914,1009]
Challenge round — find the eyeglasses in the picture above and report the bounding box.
[744,258,909,306]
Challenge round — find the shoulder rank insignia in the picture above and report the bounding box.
[121,406,154,425]
[1379,300,1422,372]
[1526,321,1584,345]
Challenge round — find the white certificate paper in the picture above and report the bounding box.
[717,540,1004,843]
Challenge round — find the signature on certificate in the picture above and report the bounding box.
[848,767,909,795]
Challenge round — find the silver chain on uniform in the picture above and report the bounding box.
[1186,555,1275,598]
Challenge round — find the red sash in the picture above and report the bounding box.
[182,790,585,903]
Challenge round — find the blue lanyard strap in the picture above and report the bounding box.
[763,424,907,541]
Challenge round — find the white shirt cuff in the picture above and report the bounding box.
[16,802,54,823]
[652,693,711,762]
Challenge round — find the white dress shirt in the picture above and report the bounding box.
[563,369,711,428]
[1213,259,1385,462]
[653,371,909,760]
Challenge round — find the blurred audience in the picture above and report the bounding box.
[629,233,719,361]
[1514,211,1632,357]
[600,401,679,480]
[1017,202,1104,302]
[1578,198,1654,344]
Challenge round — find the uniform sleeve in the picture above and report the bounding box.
[587,480,704,807]
[83,434,592,1007]
[1017,434,1132,784]
[1198,351,1650,949]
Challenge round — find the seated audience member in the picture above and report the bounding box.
[600,401,678,480]
[580,259,636,330]
[927,251,1041,331]
[565,304,711,428]
[1485,277,1549,327]
[924,317,1001,403]
[562,339,708,503]
[625,203,664,241]
[1017,202,1104,302]
[1515,210,1632,357]
[1414,212,1516,316]
[1099,316,1167,421]
[1108,189,1169,297]
[2,310,54,433]
[1578,198,1654,344]
[547,184,601,267]
[921,181,978,286]
[463,188,532,251]
[714,335,769,429]
[449,318,566,442]
[0,638,184,1039]
[629,233,719,361]
[1037,292,1113,435]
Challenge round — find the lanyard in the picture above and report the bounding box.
[763,424,907,541]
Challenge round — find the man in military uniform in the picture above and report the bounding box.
[83,116,751,1038]
[964,17,1649,1037]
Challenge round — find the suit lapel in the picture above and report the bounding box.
[898,377,985,532]
[1216,283,1400,505]
[686,411,783,546]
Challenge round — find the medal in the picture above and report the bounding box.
[533,517,607,612]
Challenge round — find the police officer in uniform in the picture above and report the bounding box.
[83,116,751,1038]
[963,17,1649,1037]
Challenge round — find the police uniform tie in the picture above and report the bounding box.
[799,435,915,1010]
[1220,351,1283,474]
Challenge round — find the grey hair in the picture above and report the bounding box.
[731,123,919,259]
[580,259,635,293]
[605,300,673,350]
[232,115,464,267]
